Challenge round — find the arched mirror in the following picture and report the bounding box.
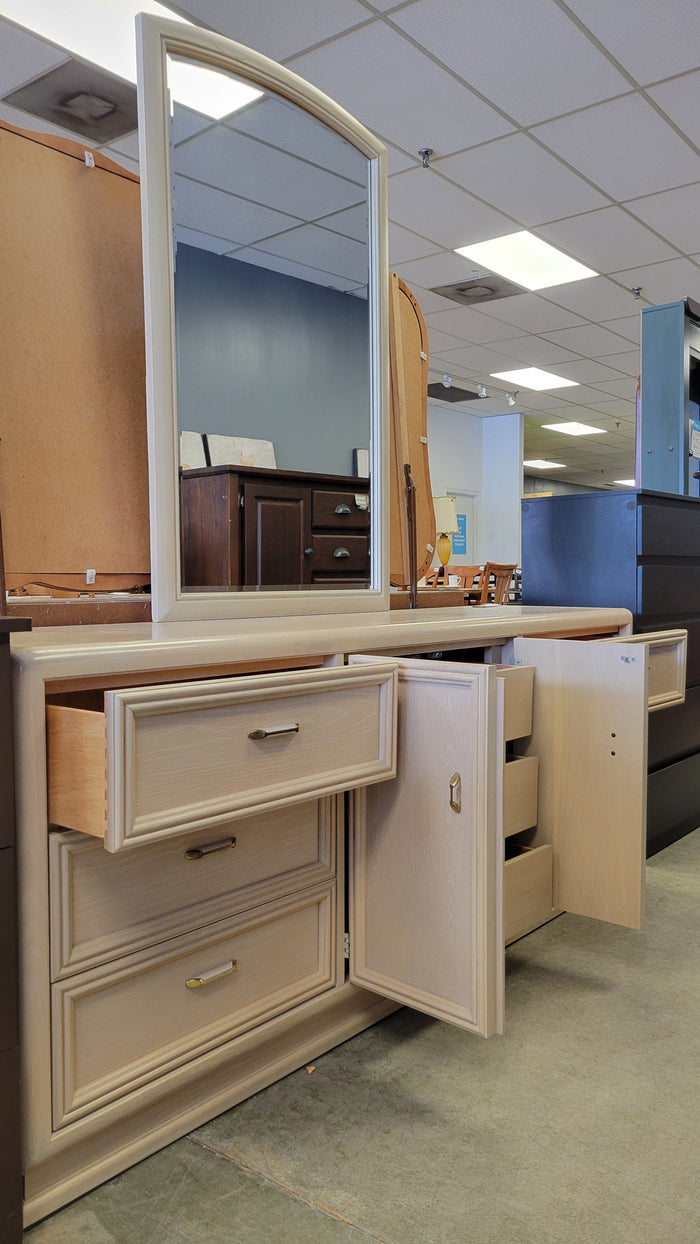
[136,16,388,621]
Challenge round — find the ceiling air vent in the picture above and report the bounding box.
[2,59,138,144]
[427,382,481,403]
[430,273,525,306]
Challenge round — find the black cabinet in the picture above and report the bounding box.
[521,489,700,854]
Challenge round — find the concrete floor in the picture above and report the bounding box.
[25,830,700,1244]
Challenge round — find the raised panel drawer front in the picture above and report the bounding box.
[47,663,396,852]
[599,629,687,711]
[49,799,336,977]
[51,883,335,1126]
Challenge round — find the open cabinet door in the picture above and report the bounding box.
[348,656,503,1037]
[513,637,648,930]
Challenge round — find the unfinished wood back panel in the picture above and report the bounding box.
[0,122,149,590]
[389,274,435,588]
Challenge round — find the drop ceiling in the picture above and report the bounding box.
[2,0,700,488]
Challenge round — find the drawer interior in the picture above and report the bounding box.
[503,841,556,945]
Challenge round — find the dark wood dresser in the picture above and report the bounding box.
[0,616,31,1244]
[180,465,370,590]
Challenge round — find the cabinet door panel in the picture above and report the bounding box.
[513,638,647,930]
[349,657,503,1037]
[243,481,312,587]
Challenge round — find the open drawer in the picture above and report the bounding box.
[47,663,396,852]
[597,629,686,711]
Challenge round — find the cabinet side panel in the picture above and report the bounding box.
[514,639,646,929]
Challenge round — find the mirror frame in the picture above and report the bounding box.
[136,15,389,622]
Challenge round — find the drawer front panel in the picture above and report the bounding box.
[50,799,336,977]
[496,666,534,741]
[502,757,538,838]
[600,629,686,710]
[47,663,396,851]
[312,490,370,531]
[311,535,369,574]
[52,884,335,1126]
[504,846,555,945]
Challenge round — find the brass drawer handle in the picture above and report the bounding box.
[248,722,299,740]
[335,504,351,515]
[333,547,351,559]
[184,836,236,860]
[185,960,236,989]
[449,772,461,814]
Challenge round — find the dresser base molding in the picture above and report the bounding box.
[23,982,397,1227]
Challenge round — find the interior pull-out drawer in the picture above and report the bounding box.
[52,883,335,1127]
[495,665,534,740]
[599,629,686,710]
[502,756,538,838]
[50,798,337,978]
[503,845,556,945]
[47,662,396,852]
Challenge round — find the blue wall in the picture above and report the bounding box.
[174,244,370,476]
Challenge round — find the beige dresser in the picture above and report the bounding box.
[11,605,685,1224]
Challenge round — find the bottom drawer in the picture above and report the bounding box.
[503,845,555,945]
[52,883,335,1127]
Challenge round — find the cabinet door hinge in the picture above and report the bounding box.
[343,932,350,959]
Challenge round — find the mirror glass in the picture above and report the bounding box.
[163,51,377,600]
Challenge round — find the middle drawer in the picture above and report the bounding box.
[50,798,336,978]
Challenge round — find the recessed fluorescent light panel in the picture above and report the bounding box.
[523,460,566,469]
[541,421,606,436]
[491,368,578,391]
[454,231,597,291]
[614,479,637,486]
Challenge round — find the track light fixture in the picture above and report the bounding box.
[442,373,452,388]
[477,384,487,398]
[505,391,518,406]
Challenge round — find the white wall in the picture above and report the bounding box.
[481,413,523,563]
[427,403,523,565]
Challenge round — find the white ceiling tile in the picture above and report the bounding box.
[0,20,67,94]
[173,0,371,61]
[532,94,700,201]
[175,226,233,255]
[610,258,700,307]
[542,323,633,357]
[255,222,368,283]
[385,143,415,175]
[231,245,359,290]
[173,127,362,219]
[598,316,641,344]
[600,351,640,377]
[585,377,638,399]
[487,336,579,368]
[537,207,676,273]
[430,343,527,374]
[424,305,525,345]
[388,223,438,265]
[390,0,630,126]
[438,133,609,226]
[402,284,461,315]
[107,131,139,161]
[587,398,637,417]
[564,0,700,84]
[647,72,700,150]
[543,276,641,321]
[426,326,471,355]
[172,176,298,245]
[553,383,622,405]
[289,24,513,155]
[232,96,367,183]
[547,358,630,384]
[322,203,368,243]
[389,167,514,248]
[472,293,587,334]
[623,184,700,255]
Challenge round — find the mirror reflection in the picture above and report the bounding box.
[167,55,372,592]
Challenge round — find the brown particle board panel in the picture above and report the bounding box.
[0,121,150,593]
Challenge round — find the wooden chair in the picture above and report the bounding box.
[480,562,517,605]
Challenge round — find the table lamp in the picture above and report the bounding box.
[432,494,459,582]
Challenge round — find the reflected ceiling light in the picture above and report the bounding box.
[614,479,637,486]
[523,459,566,469]
[491,367,578,391]
[454,231,597,291]
[0,2,261,118]
[541,421,606,436]
[505,391,518,406]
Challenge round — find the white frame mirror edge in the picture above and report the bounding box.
[136,14,390,622]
